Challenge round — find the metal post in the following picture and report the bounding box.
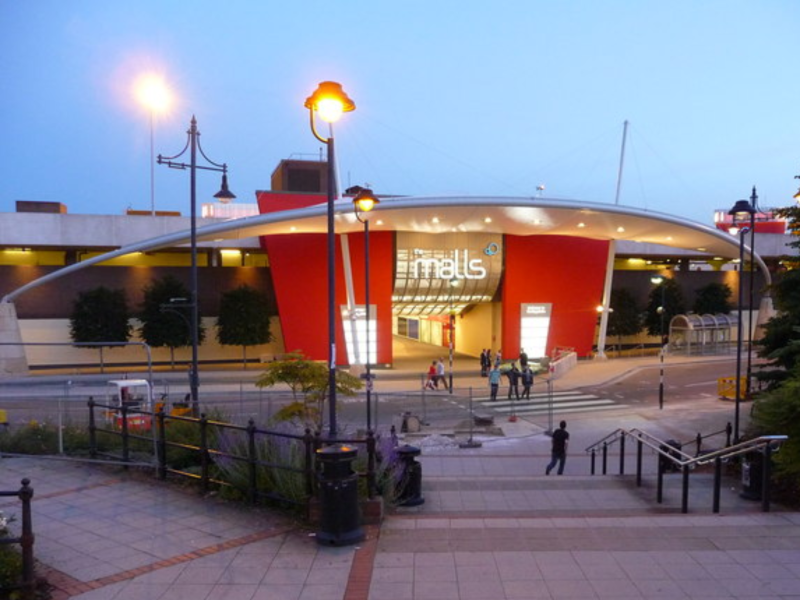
[762,444,772,513]
[602,442,608,475]
[681,464,690,514]
[734,228,745,444]
[459,387,482,449]
[636,439,643,486]
[157,407,167,480]
[19,478,34,592]
[247,418,257,504]
[591,449,596,475]
[619,435,626,475]
[189,118,200,418]
[326,135,338,438]
[659,285,665,410]
[713,456,722,513]
[746,187,757,405]
[449,311,454,394]
[199,413,209,493]
[657,453,664,504]
[364,217,372,432]
[88,397,97,459]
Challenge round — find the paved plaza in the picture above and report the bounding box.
[1,355,799,599]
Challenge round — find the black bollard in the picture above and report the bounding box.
[315,444,364,546]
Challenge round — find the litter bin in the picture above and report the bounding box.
[740,451,763,501]
[659,439,682,473]
[315,444,364,546]
[395,444,424,506]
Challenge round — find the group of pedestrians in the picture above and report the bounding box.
[479,348,502,376]
[486,348,535,402]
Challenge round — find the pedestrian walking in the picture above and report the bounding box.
[424,361,437,390]
[480,349,489,377]
[488,364,501,401]
[436,357,447,391]
[521,365,534,399]
[546,420,570,475]
[519,348,528,369]
[494,349,502,368]
[507,363,520,400]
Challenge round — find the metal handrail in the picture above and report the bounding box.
[585,426,788,514]
[583,428,625,453]
[627,428,787,468]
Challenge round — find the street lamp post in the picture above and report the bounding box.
[650,276,666,410]
[448,278,459,394]
[352,188,380,432]
[745,187,759,404]
[305,81,356,439]
[728,196,757,444]
[157,117,235,416]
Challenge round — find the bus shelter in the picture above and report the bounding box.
[669,313,737,356]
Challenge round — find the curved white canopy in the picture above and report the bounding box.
[3,195,768,303]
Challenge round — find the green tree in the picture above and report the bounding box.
[748,362,800,502]
[693,282,733,315]
[607,288,642,347]
[256,351,362,430]
[756,260,800,386]
[138,275,205,367]
[644,277,685,338]
[69,286,131,372]
[216,284,273,368]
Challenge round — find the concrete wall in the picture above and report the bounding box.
[456,302,500,358]
[18,316,285,369]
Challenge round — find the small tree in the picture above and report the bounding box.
[216,284,273,368]
[644,277,685,338]
[693,282,733,315]
[69,286,131,372]
[607,288,642,351]
[256,351,362,430]
[138,275,205,367]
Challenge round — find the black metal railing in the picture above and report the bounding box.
[87,399,381,509]
[0,479,34,599]
[585,427,788,514]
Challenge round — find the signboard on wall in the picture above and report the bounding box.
[520,303,552,359]
[394,232,503,315]
[341,305,377,365]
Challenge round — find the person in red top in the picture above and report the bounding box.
[424,361,437,390]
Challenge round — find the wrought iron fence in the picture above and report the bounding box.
[0,478,34,599]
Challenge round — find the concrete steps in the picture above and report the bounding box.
[404,472,770,517]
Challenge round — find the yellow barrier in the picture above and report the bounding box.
[718,377,749,401]
[0,408,8,427]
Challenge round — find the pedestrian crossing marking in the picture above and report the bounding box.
[474,389,627,416]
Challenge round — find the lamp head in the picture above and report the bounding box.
[305,81,356,123]
[650,275,664,286]
[728,198,755,224]
[213,173,236,204]
[352,188,379,213]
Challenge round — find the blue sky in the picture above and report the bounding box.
[1,1,799,224]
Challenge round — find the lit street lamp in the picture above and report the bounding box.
[158,117,235,416]
[305,81,356,439]
[728,195,757,444]
[650,275,666,410]
[135,74,172,216]
[352,187,380,432]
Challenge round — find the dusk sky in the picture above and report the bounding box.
[2,1,799,225]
